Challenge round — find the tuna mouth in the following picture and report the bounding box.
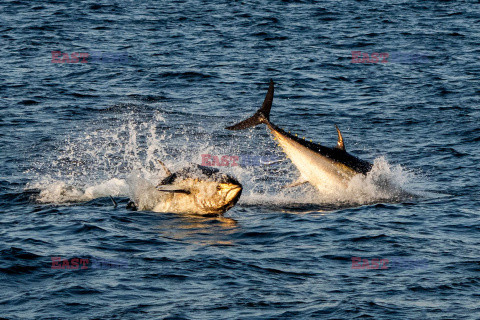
[225,184,242,204]
[196,184,243,216]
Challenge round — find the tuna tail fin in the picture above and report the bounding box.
[225,79,274,130]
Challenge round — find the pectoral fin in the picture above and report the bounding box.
[282,177,309,189]
[156,185,191,194]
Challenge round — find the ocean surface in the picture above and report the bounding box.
[1,0,479,319]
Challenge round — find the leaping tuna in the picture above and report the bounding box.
[127,161,242,216]
[226,79,373,196]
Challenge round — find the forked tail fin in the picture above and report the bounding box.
[225,79,274,130]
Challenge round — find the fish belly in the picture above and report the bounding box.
[273,131,357,194]
[152,193,200,214]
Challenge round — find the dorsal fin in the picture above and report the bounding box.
[157,160,172,176]
[335,124,345,151]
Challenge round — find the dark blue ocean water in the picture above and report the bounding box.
[1,0,479,319]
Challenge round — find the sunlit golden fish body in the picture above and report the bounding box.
[129,164,242,216]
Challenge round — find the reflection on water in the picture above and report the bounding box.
[153,213,238,246]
